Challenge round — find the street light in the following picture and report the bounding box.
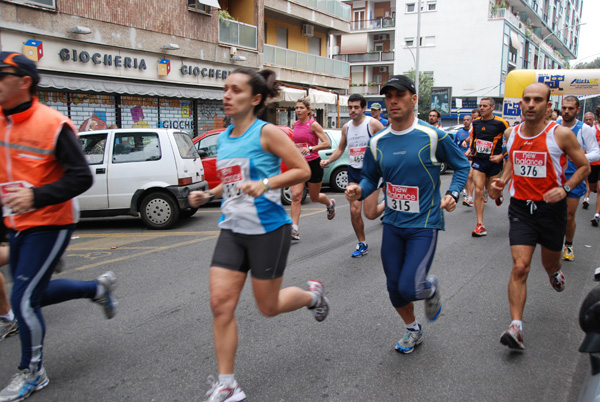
[535,22,586,69]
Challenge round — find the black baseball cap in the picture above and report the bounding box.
[380,75,416,95]
[0,52,40,86]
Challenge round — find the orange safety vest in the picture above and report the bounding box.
[0,98,80,231]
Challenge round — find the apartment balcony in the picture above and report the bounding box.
[333,51,394,64]
[219,19,257,50]
[264,45,349,78]
[264,0,350,32]
[350,17,395,32]
[348,84,382,96]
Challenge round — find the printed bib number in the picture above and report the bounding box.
[349,146,366,164]
[513,151,547,178]
[1,181,34,216]
[295,143,309,153]
[217,164,245,199]
[475,139,493,154]
[386,183,420,213]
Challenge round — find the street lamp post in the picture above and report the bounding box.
[414,0,421,114]
[535,22,585,69]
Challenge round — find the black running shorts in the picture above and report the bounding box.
[211,225,291,279]
[307,158,324,183]
[588,165,600,184]
[508,197,567,252]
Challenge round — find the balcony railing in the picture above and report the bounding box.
[291,0,351,21]
[489,7,505,19]
[219,19,257,50]
[348,85,381,95]
[333,51,395,63]
[350,17,395,31]
[264,45,349,78]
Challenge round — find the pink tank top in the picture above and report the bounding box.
[292,119,320,162]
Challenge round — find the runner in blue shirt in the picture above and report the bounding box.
[346,75,470,354]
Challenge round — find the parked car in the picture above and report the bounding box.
[193,126,308,205]
[439,124,464,174]
[77,128,208,229]
[320,129,350,192]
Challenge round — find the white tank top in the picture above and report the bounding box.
[347,116,372,169]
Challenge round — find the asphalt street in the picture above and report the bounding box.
[1,174,599,401]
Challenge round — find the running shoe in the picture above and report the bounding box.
[93,271,117,319]
[549,270,565,292]
[326,199,336,220]
[424,276,442,321]
[291,228,300,240]
[395,325,423,354]
[592,214,600,227]
[204,376,246,402]
[562,245,574,261]
[307,280,329,322]
[495,196,504,206]
[463,197,473,207]
[461,189,467,199]
[472,223,487,237]
[500,324,524,350]
[0,318,18,342]
[351,242,368,258]
[483,189,489,203]
[0,366,49,402]
[462,198,470,206]
[583,197,590,209]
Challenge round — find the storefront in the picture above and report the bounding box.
[1,31,231,137]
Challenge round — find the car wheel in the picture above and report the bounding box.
[180,208,198,219]
[330,167,348,192]
[440,162,448,175]
[140,192,180,229]
[281,186,308,205]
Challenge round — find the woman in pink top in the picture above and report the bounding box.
[290,97,336,240]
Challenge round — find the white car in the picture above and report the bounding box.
[77,128,208,229]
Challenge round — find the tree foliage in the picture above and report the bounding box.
[406,69,435,120]
[573,57,600,69]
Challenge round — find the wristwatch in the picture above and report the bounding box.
[308,146,313,152]
[562,184,571,194]
[446,190,460,203]
[204,191,214,203]
[262,178,271,192]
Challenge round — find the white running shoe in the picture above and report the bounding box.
[395,325,424,354]
[93,271,118,319]
[0,367,49,402]
[307,280,329,322]
[204,376,246,402]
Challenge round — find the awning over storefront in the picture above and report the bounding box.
[339,95,349,106]
[309,89,338,105]
[39,73,224,100]
[272,86,308,103]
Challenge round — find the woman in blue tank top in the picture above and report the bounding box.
[189,68,330,402]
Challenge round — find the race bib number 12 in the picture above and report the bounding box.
[386,183,420,213]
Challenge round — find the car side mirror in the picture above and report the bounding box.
[197,149,207,158]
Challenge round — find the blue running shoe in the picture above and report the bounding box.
[424,275,442,321]
[0,366,49,402]
[351,242,368,258]
[395,325,423,354]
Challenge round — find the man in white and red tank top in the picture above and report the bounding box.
[489,82,590,351]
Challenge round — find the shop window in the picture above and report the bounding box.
[4,0,55,10]
[113,133,161,163]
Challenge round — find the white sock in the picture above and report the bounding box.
[406,321,420,331]
[309,291,319,307]
[511,320,523,330]
[94,283,105,300]
[329,200,334,207]
[292,224,299,231]
[0,310,14,321]
[218,374,235,386]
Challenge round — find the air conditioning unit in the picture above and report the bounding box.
[376,34,389,41]
[379,66,388,72]
[302,24,314,37]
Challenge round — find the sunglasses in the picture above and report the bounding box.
[0,71,25,80]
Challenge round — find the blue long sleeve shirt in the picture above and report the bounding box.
[358,119,470,230]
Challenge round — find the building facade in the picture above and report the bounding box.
[0,0,351,134]
[336,0,583,123]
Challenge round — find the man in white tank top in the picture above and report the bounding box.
[321,94,384,257]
